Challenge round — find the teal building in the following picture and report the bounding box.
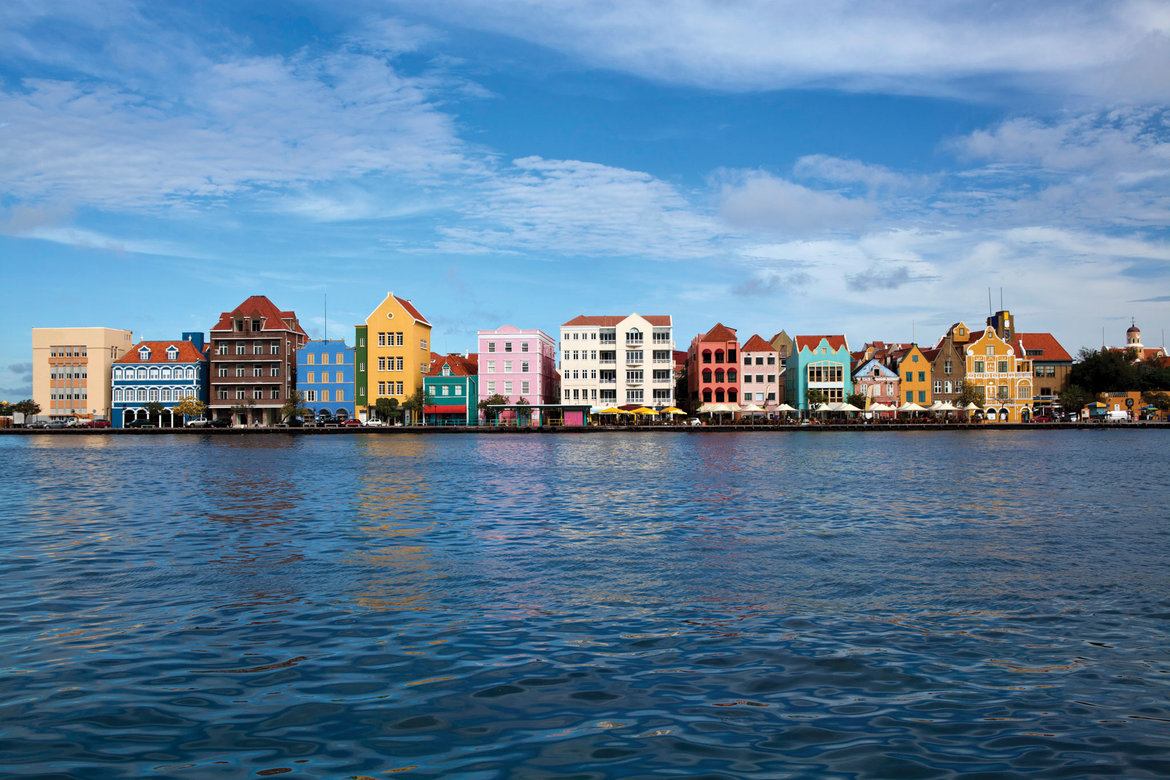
[786,335,853,409]
[423,354,479,425]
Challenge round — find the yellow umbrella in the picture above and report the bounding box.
[595,407,629,415]
[631,407,658,415]
[658,407,686,415]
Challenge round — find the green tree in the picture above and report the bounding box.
[956,380,985,408]
[374,396,400,423]
[846,392,867,409]
[401,386,432,425]
[280,390,309,422]
[806,389,827,407]
[515,396,531,426]
[1141,390,1170,412]
[174,396,207,422]
[477,393,508,424]
[1058,385,1091,416]
[1070,348,1137,395]
[13,399,41,422]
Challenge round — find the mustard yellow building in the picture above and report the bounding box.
[965,326,1033,422]
[893,344,932,407]
[357,292,432,420]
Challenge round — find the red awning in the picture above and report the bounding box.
[424,405,467,414]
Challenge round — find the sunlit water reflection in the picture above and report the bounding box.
[1,431,1169,778]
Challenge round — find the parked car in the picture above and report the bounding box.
[27,420,50,428]
[1032,415,1055,423]
[45,420,71,429]
[125,419,156,428]
[342,419,361,427]
[208,418,232,428]
[185,418,211,428]
[80,419,111,428]
[362,419,385,427]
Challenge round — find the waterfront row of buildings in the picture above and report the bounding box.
[29,292,1167,427]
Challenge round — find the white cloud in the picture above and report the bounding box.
[717,170,877,235]
[397,0,1170,102]
[434,156,728,259]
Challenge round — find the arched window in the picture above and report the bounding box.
[137,388,146,402]
[114,388,123,402]
[186,366,195,380]
[162,367,172,380]
[714,349,724,364]
[161,388,171,402]
[728,369,737,383]
[715,388,725,403]
[702,389,712,402]
[702,369,712,383]
[114,367,122,380]
[728,388,738,402]
[137,367,147,380]
[149,388,158,402]
[701,350,712,364]
[715,369,725,383]
[149,367,159,379]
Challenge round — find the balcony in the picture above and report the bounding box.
[599,359,617,365]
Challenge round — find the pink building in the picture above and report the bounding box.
[476,325,558,421]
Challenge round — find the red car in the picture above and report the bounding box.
[80,419,111,428]
[342,419,362,427]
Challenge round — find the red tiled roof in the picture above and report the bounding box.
[741,334,776,353]
[795,335,848,352]
[920,347,941,361]
[563,314,672,327]
[396,295,430,325]
[115,340,208,364]
[1013,332,1072,362]
[426,353,477,377]
[701,322,738,342]
[210,295,307,336]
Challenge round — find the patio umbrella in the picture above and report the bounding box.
[898,402,927,412]
[659,407,686,415]
[631,407,658,415]
[595,407,628,415]
[837,402,861,412]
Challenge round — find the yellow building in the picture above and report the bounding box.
[965,326,1033,422]
[32,327,134,422]
[892,344,932,407]
[358,292,432,420]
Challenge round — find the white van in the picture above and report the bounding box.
[1106,410,1129,422]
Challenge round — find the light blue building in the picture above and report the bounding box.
[111,332,209,427]
[786,335,853,410]
[296,339,356,422]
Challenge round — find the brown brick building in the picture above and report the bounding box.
[208,296,308,426]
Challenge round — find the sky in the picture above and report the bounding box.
[2,0,1169,398]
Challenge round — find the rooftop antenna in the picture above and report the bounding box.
[1000,287,1004,311]
[988,288,993,318]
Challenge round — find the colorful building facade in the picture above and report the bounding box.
[852,358,899,408]
[358,292,432,423]
[207,295,308,426]
[424,354,479,425]
[964,326,1033,422]
[31,326,134,422]
[477,325,557,422]
[892,344,932,406]
[687,323,740,405]
[739,334,780,409]
[111,334,209,427]
[296,339,355,422]
[788,335,852,409]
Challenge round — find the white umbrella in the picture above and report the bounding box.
[739,402,765,413]
[898,402,927,412]
[837,402,862,412]
[869,402,894,411]
[933,400,959,411]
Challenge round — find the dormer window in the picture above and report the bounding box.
[441,365,451,376]
[138,347,151,361]
[166,346,179,361]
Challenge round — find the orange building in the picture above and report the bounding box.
[964,326,1033,422]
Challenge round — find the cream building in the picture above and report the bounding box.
[32,327,134,421]
[559,314,675,408]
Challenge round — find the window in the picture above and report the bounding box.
[236,367,245,377]
[254,388,264,399]
[218,389,228,400]
[254,366,263,377]
[944,381,952,393]
[521,342,529,352]
[252,320,262,332]
[359,337,365,347]
[455,386,463,396]
[271,344,279,355]
[505,342,513,352]
[912,354,919,362]
[378,333,387,347]
[934,380,943,393]
[236,344,246,355]
[906,390,913,402]
[307,372,315,383]
[271,388,280,400]
[488,342,496,352]
[336,372,343,383]
[998,385,1009,400]
[487,360,496,373]
[378,357,386,371]
[378,382,386,395]
[305,390,317,402]
[918,371,926,383]
[944,360,952,374]
[918,391,926,403]
[218,367,228,377]
[217,345,228,355]
[986,346,995,356]
[627,370,643,383]
[998,360,1008,373]
[307,353,315,366]
[236,389,246,400]
[254,344,263,355]
[487,381,496,395]
[321,353,330,365]
[974,360,984,373]
[395,333,404,347]
[321,390,330,402]
[521,361,529,373]
[504,381,513,395]
[272,367,280,377]
[521,381,530,394]
[505,360,513,373]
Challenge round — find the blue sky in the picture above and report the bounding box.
[3,0,1169,398]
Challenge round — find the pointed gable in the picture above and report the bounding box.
[741,334,776,353]
[795,335,849,353]
[702,322,738,342]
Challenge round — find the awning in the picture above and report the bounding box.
[424,405,468,414]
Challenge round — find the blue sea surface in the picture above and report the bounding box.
[1,430,1169,778]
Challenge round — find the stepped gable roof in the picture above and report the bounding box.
[563,314,672,327]
[1012,333,1072,362]
[210,295,307,336]
[701,322,738,342]
[741,334,776,353]
[116,340,208,364]
[795,335,848,352]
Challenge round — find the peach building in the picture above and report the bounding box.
[31,327,134,422]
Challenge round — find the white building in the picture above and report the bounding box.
[559,314,675,409]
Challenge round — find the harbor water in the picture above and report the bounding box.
[1,430,1169,778]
